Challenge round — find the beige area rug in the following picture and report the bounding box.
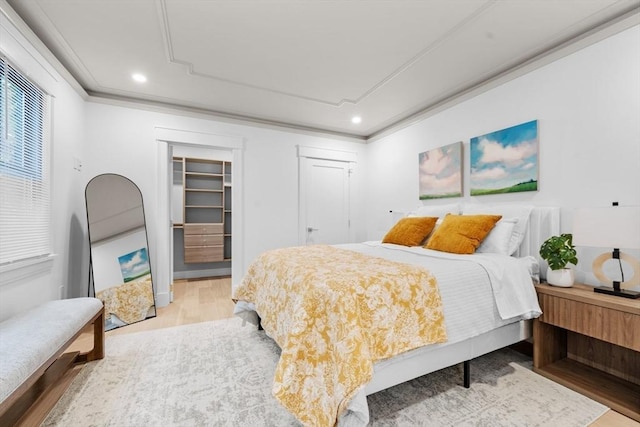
[43,317,608,427]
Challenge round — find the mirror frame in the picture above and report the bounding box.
[86,173,156,330]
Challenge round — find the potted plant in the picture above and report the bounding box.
[539,233,579,287]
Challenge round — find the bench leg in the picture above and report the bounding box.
[76,307,105,363]
[90,308,105,360]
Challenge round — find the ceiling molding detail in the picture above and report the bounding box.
[5,0,640,138]
[156,0,500,108]
[85,92,368,143]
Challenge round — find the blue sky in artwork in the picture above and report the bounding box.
[118,247,150,281]
[470,120,538,190]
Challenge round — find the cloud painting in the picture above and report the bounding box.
[118,247,151,282]
[470,120,538,196]
[419,141,462,200]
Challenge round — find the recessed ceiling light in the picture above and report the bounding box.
[351,116,362,124]
[132,73,147,83]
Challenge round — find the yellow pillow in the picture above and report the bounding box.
[425,214,502,254]
[382,216,438,246]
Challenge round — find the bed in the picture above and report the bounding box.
[233,206,559,427]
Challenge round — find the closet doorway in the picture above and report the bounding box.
[156,128,243,308]
[170,145,233,298]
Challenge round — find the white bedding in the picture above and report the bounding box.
[334,242,541,426]
[347,241,542,321]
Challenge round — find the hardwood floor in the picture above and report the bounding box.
[25,277,638,426]
[104,277,235,338]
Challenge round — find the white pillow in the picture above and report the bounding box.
[462,204,534,255]
[408,203,460,218]
[476,218,518,255]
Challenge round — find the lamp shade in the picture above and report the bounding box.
[572,206,640,249]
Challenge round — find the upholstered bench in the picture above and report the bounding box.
[0,297,104,426]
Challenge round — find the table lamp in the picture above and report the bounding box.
[572,203,640,299]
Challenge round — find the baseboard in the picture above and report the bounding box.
[155,291,171,307]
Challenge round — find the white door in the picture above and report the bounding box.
[300,157,352,245]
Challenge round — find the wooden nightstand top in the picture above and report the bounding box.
[535,282,640,316]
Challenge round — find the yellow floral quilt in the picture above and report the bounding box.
[234,245,447,427]
[97,275,154,324]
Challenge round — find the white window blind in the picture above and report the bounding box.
[0,56,51,266]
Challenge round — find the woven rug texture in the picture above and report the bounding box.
[43,317,608,426]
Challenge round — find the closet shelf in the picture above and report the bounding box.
[175,157,232,265]
[185,189,223,193]
[185,172,223,178]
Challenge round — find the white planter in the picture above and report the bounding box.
[546,267,575,287]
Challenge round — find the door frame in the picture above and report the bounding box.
[155,128,245,307]
[297,146,357,246]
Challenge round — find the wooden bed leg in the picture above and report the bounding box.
[463,360,470,388]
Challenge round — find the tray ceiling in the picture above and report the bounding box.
[5,0,640,138]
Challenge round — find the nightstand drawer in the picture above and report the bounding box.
[538,293,640,350]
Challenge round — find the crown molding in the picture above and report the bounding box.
[85,92,368,144]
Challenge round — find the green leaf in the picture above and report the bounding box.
[539,234,578,270]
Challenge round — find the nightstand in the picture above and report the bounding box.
[533,283,640,421]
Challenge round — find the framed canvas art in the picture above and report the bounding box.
[470,120,538,196]
[419,141,462,200]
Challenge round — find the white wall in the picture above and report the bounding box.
[366,25,640,286]
[0,2,88,320]
[82,102,368,304]
[2,0,638,321]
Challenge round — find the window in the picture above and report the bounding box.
[0,56,51,266]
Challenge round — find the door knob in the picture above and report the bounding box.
[307,227,318,232]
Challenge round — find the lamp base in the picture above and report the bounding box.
[594,286,640,299]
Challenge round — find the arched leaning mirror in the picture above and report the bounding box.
[86,174,156,331]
